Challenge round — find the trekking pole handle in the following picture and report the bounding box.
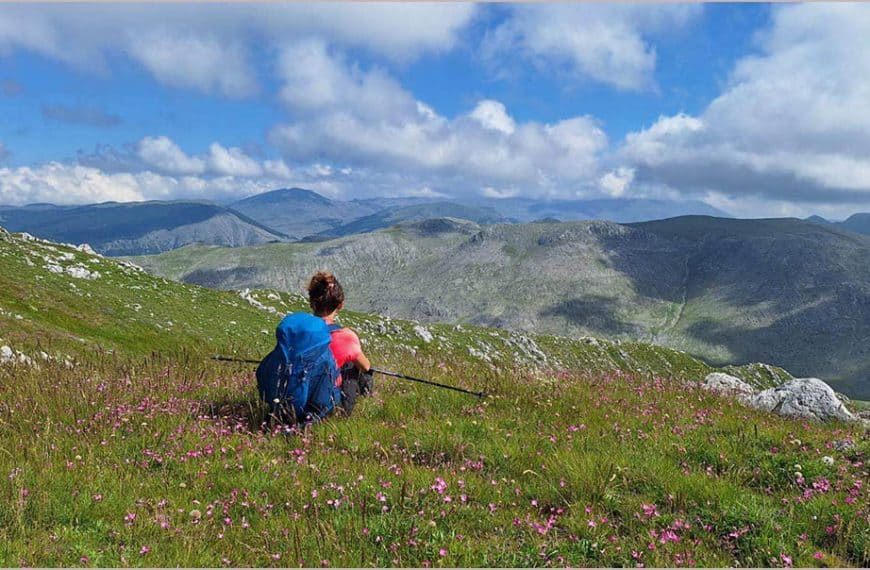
[369,367,486,398]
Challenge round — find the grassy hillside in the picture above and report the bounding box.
[1,226,868,567]
[0,225,785,387]
[131,217,870,398]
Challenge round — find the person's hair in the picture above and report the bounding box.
[307,271,345,316]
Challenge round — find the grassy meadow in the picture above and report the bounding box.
[0,228,868,567]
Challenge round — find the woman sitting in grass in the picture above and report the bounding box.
[307,271,373,416]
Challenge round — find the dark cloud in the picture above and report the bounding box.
[76,144,142,173]
[41,104,122,127]
[633,160,870,206]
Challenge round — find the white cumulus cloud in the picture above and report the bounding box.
[599,167,635,198]
[126,33,257,98]
[137,136,205,175]
[482,4,701,91]
[271,43,609,197]
[0,4,477,96]
[620,4,870,216]
[206,143,263,177]
[470,100,516,135]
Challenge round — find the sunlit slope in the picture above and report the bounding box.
[0,225,787,387]
[3,226,870,568]
[131,217,870,397]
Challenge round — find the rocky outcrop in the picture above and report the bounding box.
[746,378,856,423]
[703,372,755,397]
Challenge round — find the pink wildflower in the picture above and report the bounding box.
[430,477,447,495]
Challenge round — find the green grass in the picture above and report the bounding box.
[1,228,868,567]
[1,358,866,567]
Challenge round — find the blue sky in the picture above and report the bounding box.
[0,3,868,219]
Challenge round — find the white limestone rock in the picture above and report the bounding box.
[413,325,434,343]
[703,372,756,397]
[746,378,856,423]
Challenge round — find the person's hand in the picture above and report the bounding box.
[359,368,375,396]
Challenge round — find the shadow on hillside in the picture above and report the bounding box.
[594,230,688,304]
[684,292,870,399]
[540,296,638,336]
[600,226,869,315]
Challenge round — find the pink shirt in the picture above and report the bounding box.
[324,319,362,386]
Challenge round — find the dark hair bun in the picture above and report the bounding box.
[307,271,345,316]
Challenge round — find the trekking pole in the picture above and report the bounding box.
[212,356,485,398]
[212,355,260,364]
[369,367,486,399]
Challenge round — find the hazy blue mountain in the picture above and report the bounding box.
[229,187,383,239]
[805,212,870,236]
[472,197,730,223]
[805,215,830,225]
[349,196,433,211]
[229,188,733,239]
[308,201,510,240]
[133,215,870,398]
[839,213,870,235]
[0,201,287,256]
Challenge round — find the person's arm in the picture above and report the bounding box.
[353,352,371,372]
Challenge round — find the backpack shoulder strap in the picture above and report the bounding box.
[327,323,344,333]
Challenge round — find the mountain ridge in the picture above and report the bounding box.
[131,215,870,398]
[5,223,869,568]
[0,200,287,256]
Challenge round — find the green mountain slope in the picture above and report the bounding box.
[0,225,785,387]
[2,225,869,568]
[131,216,870,398]
[0,201,287,256]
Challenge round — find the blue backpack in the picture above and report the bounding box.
[256,313,343,424]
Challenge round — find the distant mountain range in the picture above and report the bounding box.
[0,187,748,255]
[466,196,730,223]
[131,215,870,398]
[807,213,870,236]
[0,201,286,256]
[306,201,509,241]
